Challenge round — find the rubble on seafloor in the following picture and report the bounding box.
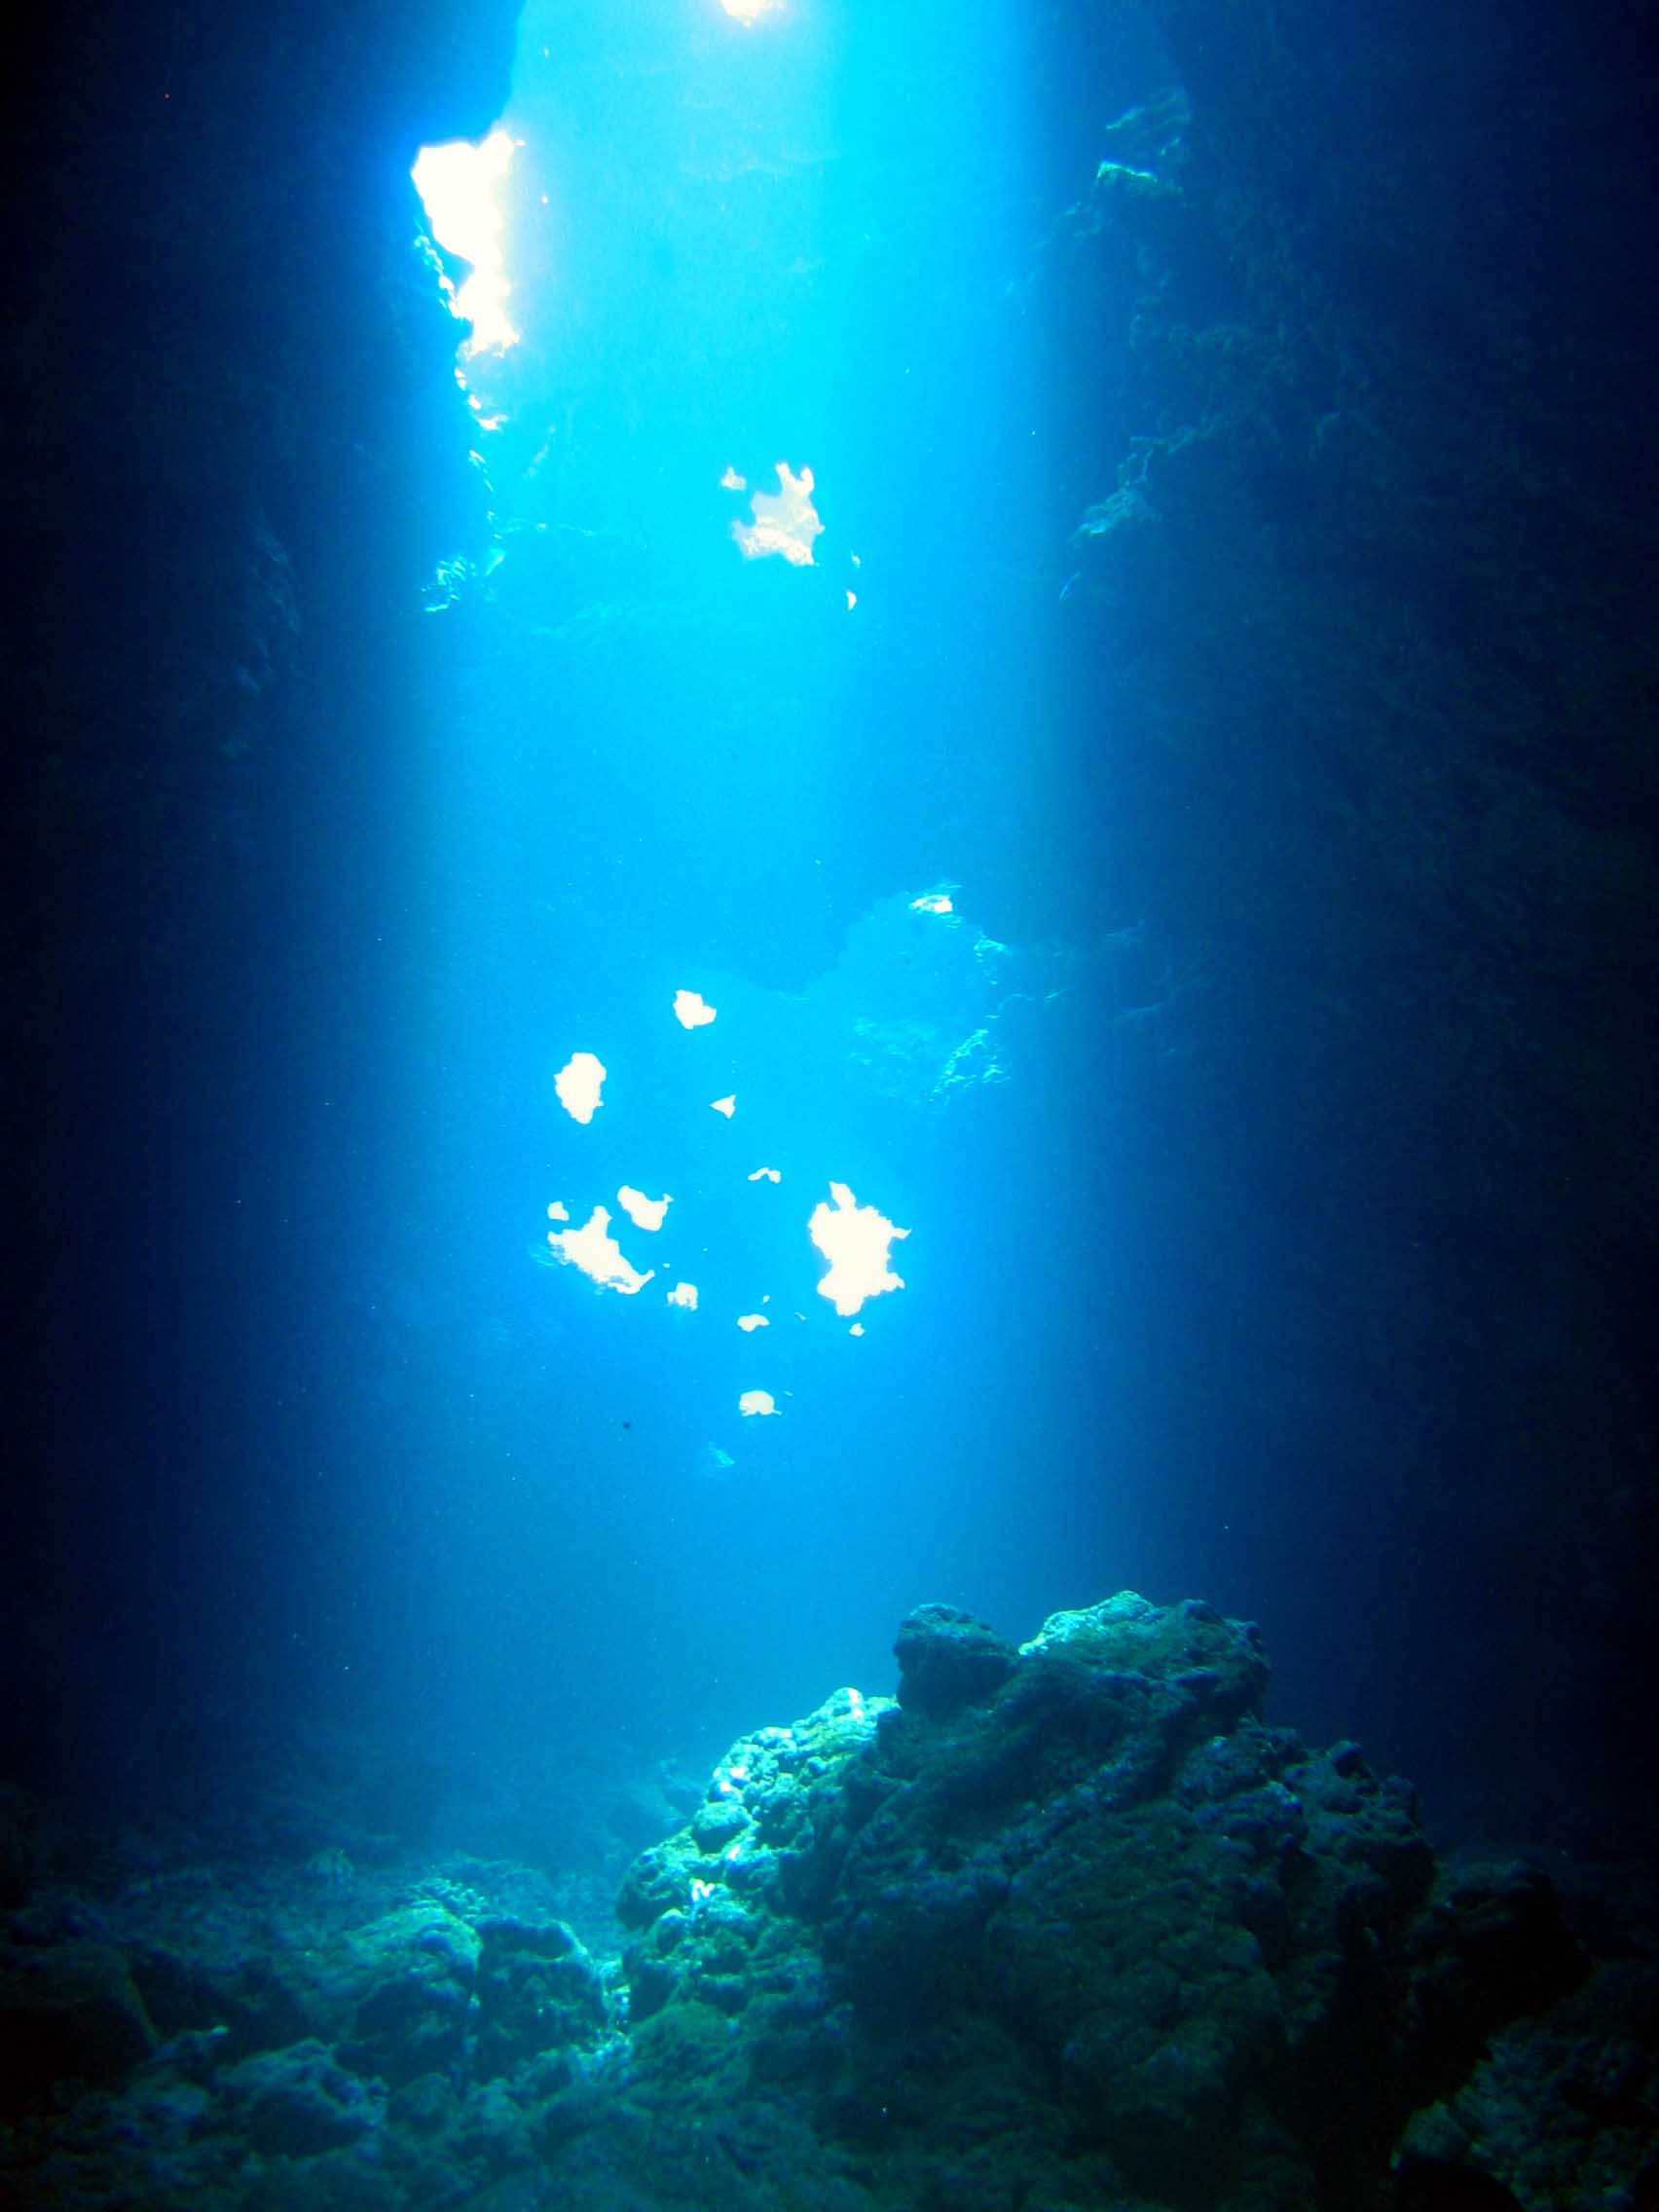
[3,1595,1653,2211]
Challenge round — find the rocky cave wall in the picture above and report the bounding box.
[1046,0,1659,1819]
[6,0,517,1775]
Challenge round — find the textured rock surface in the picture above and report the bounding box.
[1398,1952,1659,2212]
[0,1859,617,2211]
[1,1595,1650,2209]
[892,1603,1020,1716]
[608,1594,1589,2211]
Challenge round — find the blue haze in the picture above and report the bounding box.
[348,0,1194,1806]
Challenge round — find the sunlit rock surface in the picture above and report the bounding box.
[804,892,1036,1109]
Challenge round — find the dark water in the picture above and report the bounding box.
[9,0,1656,1875]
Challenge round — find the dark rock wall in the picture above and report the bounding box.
[1049,0,1659,1820]
[5,0,515,1783]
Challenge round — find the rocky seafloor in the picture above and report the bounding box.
[3,1595,1655,2212]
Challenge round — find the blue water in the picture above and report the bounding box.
[18,0,1619,1854]
[303,0,1192,1793]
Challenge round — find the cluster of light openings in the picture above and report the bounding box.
[413,137,866,595]
[541,979,913,1415]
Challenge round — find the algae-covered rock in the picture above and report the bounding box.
[612,1593,1582,2210]
[894,1604,1019,1717]
[1395,1950,1658,2212]
[0,1597,1606,2211]
[216,2036,378,2157]
[321,1901,480,2086]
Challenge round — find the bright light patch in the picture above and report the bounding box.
[850,1323,866,1336]
[748,1167,782,1183]
[555,1051,607,1124]
[674,989,718,1029]
[719,465,746,491]
[711,1094,737,1118]
[808,1182,909,1317]
[546,1206,653,1295]
[411,129,520,355]
[739,1390,778,1417]
[910,890,955,915]
[719,0,782,22]
[618,1186,671,1231]
[737,1313,769,1333]
[667,1281,699,1309]
[546,1200,570,1223]
[732,462,823,567]
[846,591,857,611]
